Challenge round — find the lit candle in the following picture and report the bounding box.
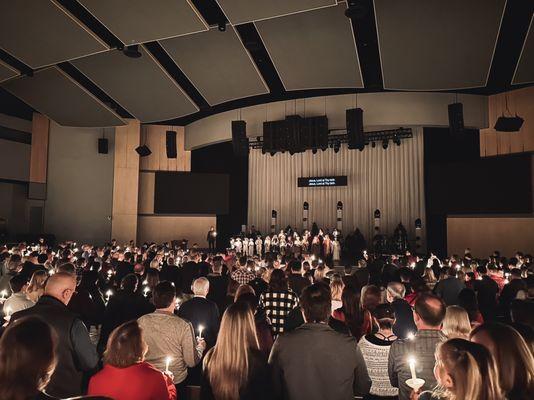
[165,356,171,373]
[408,356,417,380]
[198,324,204,339]
[410,262,416,269]
[0,290,7,301]
[107,270,113,278]
[143,287,149,297]
[142,279,148,285]
[4,306,12,323]
[105,290,113,302]
[407,332,415,341]
[48,269,55,276]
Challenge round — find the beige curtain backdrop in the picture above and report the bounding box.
[247,126,425,243]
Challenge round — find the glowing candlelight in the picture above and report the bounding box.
[143,287,149,297]
[407,332,415,341]
[198,324,204,339]
[105,290,113,302]
[0,290,7,301]
[410,262,416,269]
[107,270,113,278]
[4,306,12,323]
[408,356,417,380]
[142,279,148,285]
[165,356,171,373]
[48,269,55,276]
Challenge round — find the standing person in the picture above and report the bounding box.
[269,283,371,400]
[3,274,34,314]
[88,320,176,400]
[470,322,534,400]
[473,265,499,322]
[207,227,217,253]
[358,304,399,400]
[201,302,273,400]
[0,317,58,400]
[388,293,446,400]
[332,285,364,339]
[10,273,98,398]
[138,281,206,397]
[415,339,503,400]
[259,269,299,336]
[230,256,256,286]
[287,260,311,297]
[386,282,417,340]
[26,270,48,303]
[433,267,465,306]
[181,250,202,295]
[207,256,229,313]
[442,305,471,339]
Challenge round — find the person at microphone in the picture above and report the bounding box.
[207,227,217,252]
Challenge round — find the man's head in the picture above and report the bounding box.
[44,272,77,305]
[386,282,406,303]
[344,265,353,276]
[300,283,331,323]
[153,281,176,310]
[192,277,209,297]
[414,293,446,329]
[238,256,247,268]
[289,260,301,274]
[9,274,28,294]
[37,253,48,265]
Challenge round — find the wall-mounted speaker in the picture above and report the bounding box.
[166,130,177,158]
[135,145,152,157]
[98,138,108,154]
[232,120,248,157]
[448,102,464,134]
[346,108,364,150]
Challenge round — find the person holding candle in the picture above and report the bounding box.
[138,281,206,397]
[412,338,503,400]
[88,320,176,400]
[388,293,446,400]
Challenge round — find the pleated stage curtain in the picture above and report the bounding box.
[247,127,425,243]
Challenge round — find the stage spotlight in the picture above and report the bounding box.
[312,148,318,154]
[123,45,142,58]
[371,141,376,148]
[218,22,226,32]
[382,140,389,150]
[333,140,341,153]
[393,135,401,146]
[270,151,276,157]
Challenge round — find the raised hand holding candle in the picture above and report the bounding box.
[165,356,171,373]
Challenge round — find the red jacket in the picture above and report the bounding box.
[88,362,176,400]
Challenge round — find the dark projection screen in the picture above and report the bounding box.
[154,172,229,214]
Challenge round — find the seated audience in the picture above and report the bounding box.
[388,293,446,400]
[269,283,371,400]
[442,305,471,339]
[470,322,534,399]
[88,320,176,400]
[201,302,273,400]
[358,303,399,399]
[259,269,298,335]
[139,281,206,394]
[0,317,57,400]
[10,272,98,398]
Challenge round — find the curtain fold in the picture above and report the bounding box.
[247,127,425,243]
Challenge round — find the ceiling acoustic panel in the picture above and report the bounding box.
[216,0,337,25]
[513,15,534,85]
[160,27,268,105]
[0,61,18,83]
[72,47,198,122]
[1,67,125,127]
[78,0,208,45]
[0,0,108,68]
[255,3,362,91]
[375,0,506,90]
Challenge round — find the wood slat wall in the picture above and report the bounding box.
[480,86,534,157]
[29,113,50,184]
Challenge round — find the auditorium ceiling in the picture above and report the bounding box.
[0,0,533,127]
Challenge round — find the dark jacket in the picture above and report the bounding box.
[201,348,273,400]
[269,323,371,400]
[473,275,499,321]
[178,296,220,349]
[206,274,229,313]
[391,298,417,339]
[288,274,311,296]
[181,261,201,294]
[433,276,465,306]
[160,264,183,293]
[114,261,134,284]
[11,295,99,398]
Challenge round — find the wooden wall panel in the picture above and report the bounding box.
[139,125,188,171]
[112,119,140,244]
[29,113,50,183]
[138,172,155,214]
[480,86,534,157]
[447,215,534,257]
[137,215,216,247]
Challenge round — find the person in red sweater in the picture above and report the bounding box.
[88,320,176,400]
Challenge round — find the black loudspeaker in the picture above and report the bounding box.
[494,116,524,132]
[98,138,108,154]
[166,130,177,158]
[346,108,364,150]
[232,120,248,157]
[448,102,464,134]
[135,145,152,157]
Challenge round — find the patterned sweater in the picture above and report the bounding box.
[358,334,399,397]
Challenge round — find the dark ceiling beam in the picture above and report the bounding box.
[0,88,34,120]
[480,0,533,94]
[346,0,383,90]
[190,0,228,26]
[143,41,210,110]
[234,23,285,94]
[54,0,124,49]
[57,62,133,118]
[0,48,33,76]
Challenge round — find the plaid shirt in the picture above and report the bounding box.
[231,268,256,285]
[260,289,298,335]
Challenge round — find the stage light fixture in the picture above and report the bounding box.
[218,22,226,32]
[312,148,318,154]
[382,140,389,150]
[333,140,341,153]
[371,141,376,148]
[393,135,401,146]
[123,45,141,58]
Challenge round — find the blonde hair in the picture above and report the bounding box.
[423,267,437,284]
[330,278,344,301]
[204,302,259,400]
[436,338,503,400]
[27,270,48,302]
[442,306,471,339]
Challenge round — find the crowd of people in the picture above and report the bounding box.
[0,237,533,400]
